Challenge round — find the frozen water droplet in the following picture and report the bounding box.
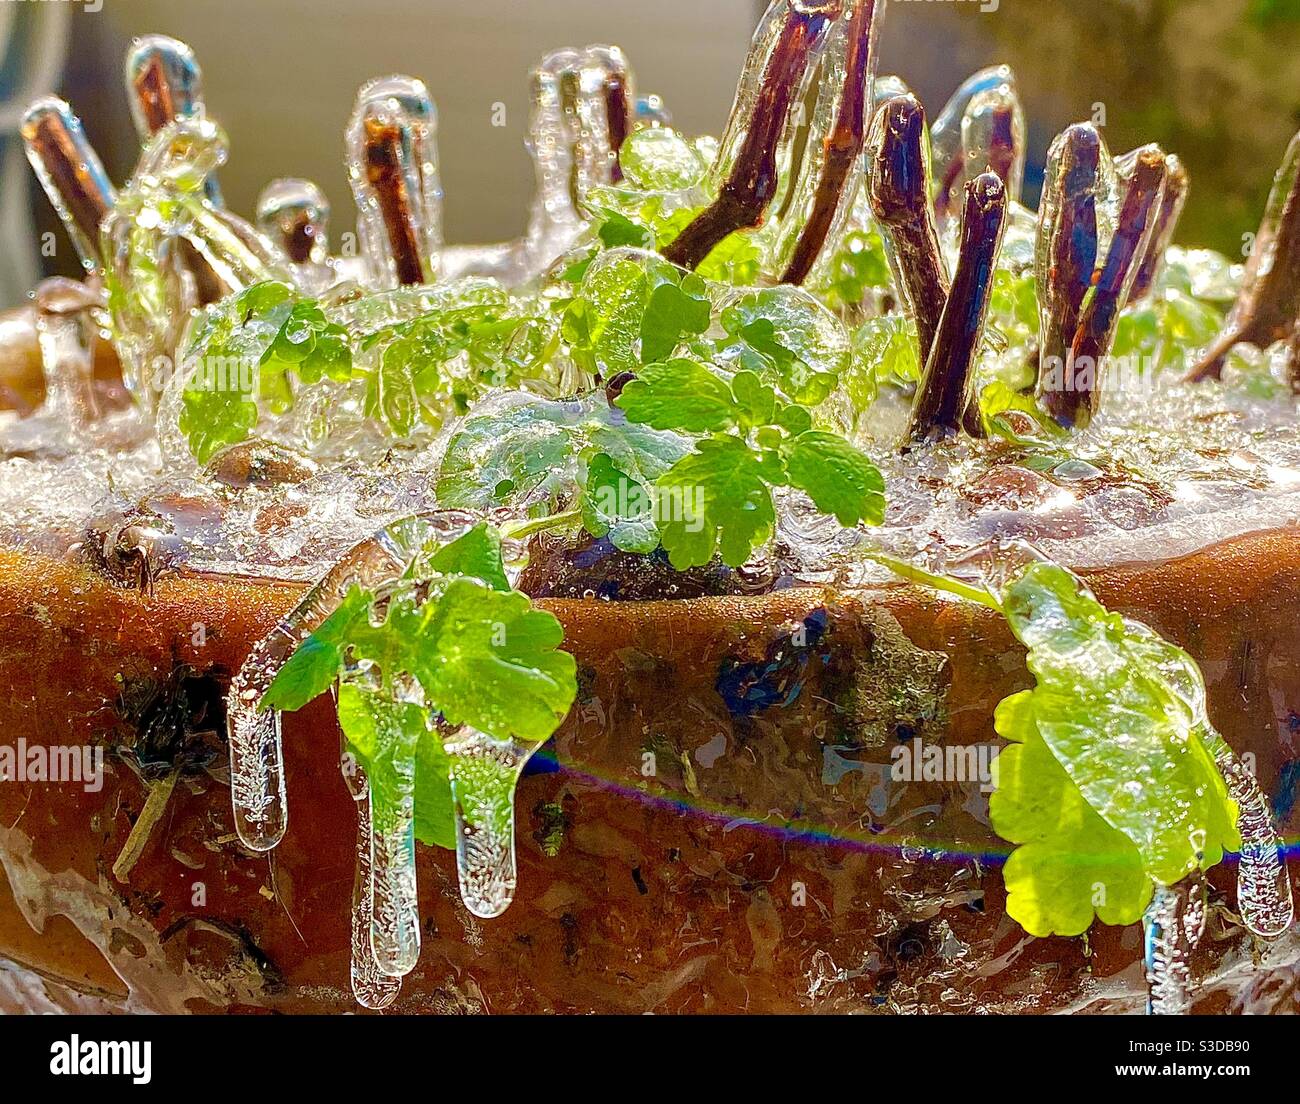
[1216,748,1294,940]
[349,779,401,1009]
[446,727,532,919]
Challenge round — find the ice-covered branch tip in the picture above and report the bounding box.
[348,76,443,289]
[663,0,842,270]
[257,179,331,267]
[869,93,949,363]
[1043,145,1167,428]
[907,172,1007,443]
[21,98,115,275]
[780,0,882,285]
[1188,129,1300,382]
[1035,123,1103,395]
[125,34,224,208]
[931,65,1023,226]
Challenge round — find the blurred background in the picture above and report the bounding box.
[2,0,1299,303]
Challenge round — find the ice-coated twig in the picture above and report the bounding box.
[347,76,443,288]
[930,65,1018,226]
[906,173,1007,442]
[1188,129,1300,382]
[442,45,638,285]
[227,512,484,851]
[445,727,536,919]
[1215,749,1294,940]
[664,0,841,270]
[1044,145,1167,428]
[125,34,223,207]
[868,93,949,362]
[958,83,1025,210]
[778,0,883,285]
[1129,154,1188,303]
[21,97,116,275]
[586,45,635,183]
[1035,124,1104,394]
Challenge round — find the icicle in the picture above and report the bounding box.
[346,761,401,1009]
[1216,749,1294,940]
[21,97,116,275]
[346,76,442,288]
[367,756,420,977]
[446,727,533,919]
[1144,880,1204,1015]
[227,512,484,852]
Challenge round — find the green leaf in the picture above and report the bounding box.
[655,434,776,569]
[619,127,707,191]
[991,691,1154,936]
[581,451,660,554]
[616,358,738,432]
[816,224,892,310]
[598,213,656,251]
[978,381,1066,445]
[403,579,577,743]
[426,522,511,592]
[640,278,711,364]
[260,587,374,711]
[716,287,848,405]
[782,431,885,527]
[437,394,691,521]
[997,562,1240,887]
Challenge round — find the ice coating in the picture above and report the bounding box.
[1130,154,1188,303]
[442,44,635,286]
[347,76,443,288]
[21,98,116,274]
[125,34,224,207]
[102,117,287,408]
[446,727,533,919]
[227,513,480,850]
